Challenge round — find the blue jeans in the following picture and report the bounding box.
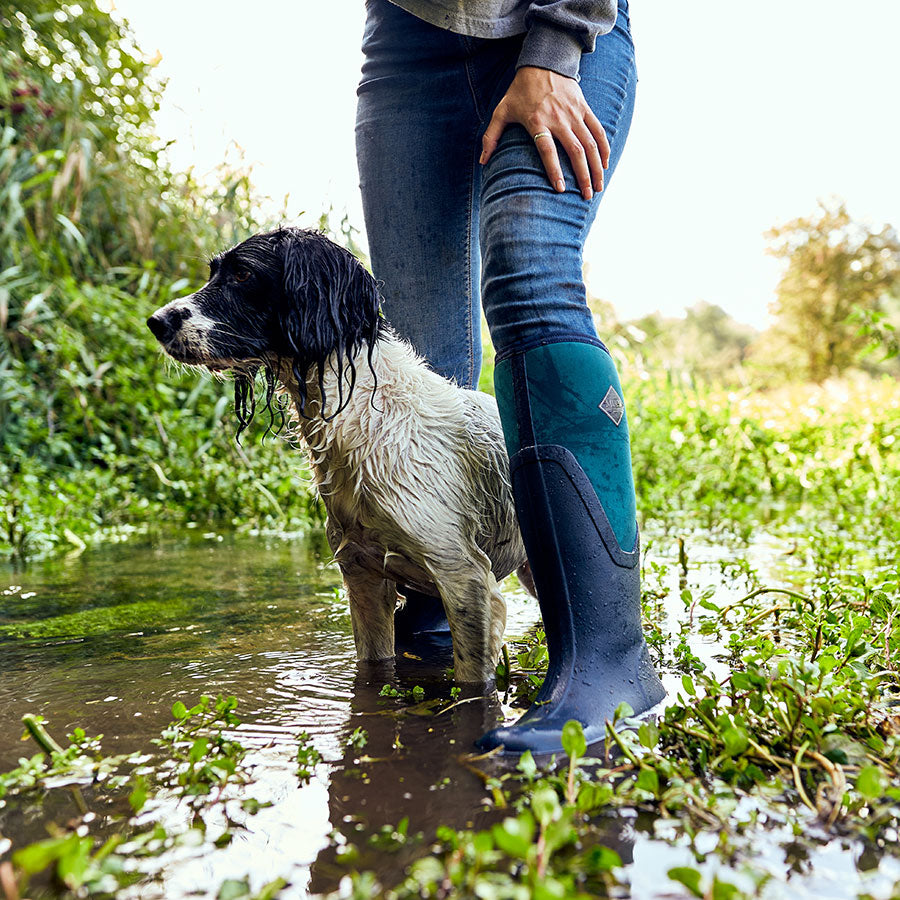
[356,0,636,388]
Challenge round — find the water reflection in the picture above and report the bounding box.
[0,531,543,896]
[307,656,501,894]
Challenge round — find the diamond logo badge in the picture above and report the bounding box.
[599,386,625,426]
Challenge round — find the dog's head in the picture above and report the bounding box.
[147,227,382,422]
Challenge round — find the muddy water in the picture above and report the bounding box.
[1,531,899,898]
[0,531,546,896]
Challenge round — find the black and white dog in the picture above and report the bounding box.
[148,227,532,682]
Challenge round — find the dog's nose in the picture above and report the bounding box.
[147,307,190,343]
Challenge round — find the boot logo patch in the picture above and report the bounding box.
[599,386,625,426]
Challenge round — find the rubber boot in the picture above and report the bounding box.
[394,586,453,653]
[476,340,665,754]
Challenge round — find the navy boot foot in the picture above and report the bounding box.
[394,586,452,653]
[475,448,664,755]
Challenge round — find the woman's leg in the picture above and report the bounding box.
[356,0,492,640]
[475,0,666,752]
[356,0,489,388]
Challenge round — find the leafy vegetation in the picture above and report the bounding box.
[3,518,900,898]
[0,1,323,562]
[0,697,287,899]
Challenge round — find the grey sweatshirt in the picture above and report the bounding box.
[387,0,618,79]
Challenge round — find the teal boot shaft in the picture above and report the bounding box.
[494,341,637,551]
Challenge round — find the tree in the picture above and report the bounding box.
[619,303,756,383]
[764,201,900,383]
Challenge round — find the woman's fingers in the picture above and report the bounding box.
[573,120,606,194]
[563,128,596,199]
[585,108,611,170]
[537,128,600,200]
[532,130,566,193]
[480,104,509,165]
[479,67,611,200]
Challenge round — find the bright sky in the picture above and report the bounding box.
[113,0,900,331]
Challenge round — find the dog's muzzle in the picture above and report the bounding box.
[147,306,192,344]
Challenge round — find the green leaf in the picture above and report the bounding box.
[681,674,696,696]
[576,782,613,813]
[172,701,188,720]
[217,878,251,900]
[533,876,567,900]
[255,878,289,900]
[542,814,576,855]
[517,749,537,778]
[472,830,493,854]
[638,721,659,749]
[491,814,534,859]
[561,720,586,761]
[530,784,561,828]
[722,727,749,757]
[129,775,148,813]
[13,836,70,875]
[711,877,744,900]
[668,866,704,898]
[856,765,884,800]
[55,835,93,889]
[635,767,659,795]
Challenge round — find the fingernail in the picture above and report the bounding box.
[480,151,486,164]
[583,188,593,201]
[556,178,565,192]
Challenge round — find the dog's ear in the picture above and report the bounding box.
[277,229,382,417]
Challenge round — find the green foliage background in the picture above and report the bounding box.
[0,1,321,560]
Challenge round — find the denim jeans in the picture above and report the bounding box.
[356,0,636,388]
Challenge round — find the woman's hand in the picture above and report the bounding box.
[479,66,610,200]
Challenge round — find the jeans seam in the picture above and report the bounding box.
[464,134,479,388]
[459,37,485,388]
[463,44,485,122]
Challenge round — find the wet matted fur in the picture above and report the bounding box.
[147,227,531,682]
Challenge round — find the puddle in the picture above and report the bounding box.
[1,531,898,898]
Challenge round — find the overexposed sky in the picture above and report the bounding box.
[113,0,900,331]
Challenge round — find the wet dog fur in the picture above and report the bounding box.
[147,227,532,682]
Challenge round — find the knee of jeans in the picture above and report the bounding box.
[483,201,579,300]
[484,199,576,283]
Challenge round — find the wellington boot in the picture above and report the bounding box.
[476,340,665,754]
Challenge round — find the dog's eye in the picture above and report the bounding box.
[234,269,251,283]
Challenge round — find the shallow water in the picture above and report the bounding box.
[1,531,899,898]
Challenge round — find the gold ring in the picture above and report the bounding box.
[532,131,552,142]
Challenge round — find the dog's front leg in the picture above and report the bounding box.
[434,551,507,684]
[326,517,397,661]
[343,567,398,661]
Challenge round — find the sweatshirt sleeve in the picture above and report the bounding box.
[517,0,618,79]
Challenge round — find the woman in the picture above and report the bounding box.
[355,0,664,753]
